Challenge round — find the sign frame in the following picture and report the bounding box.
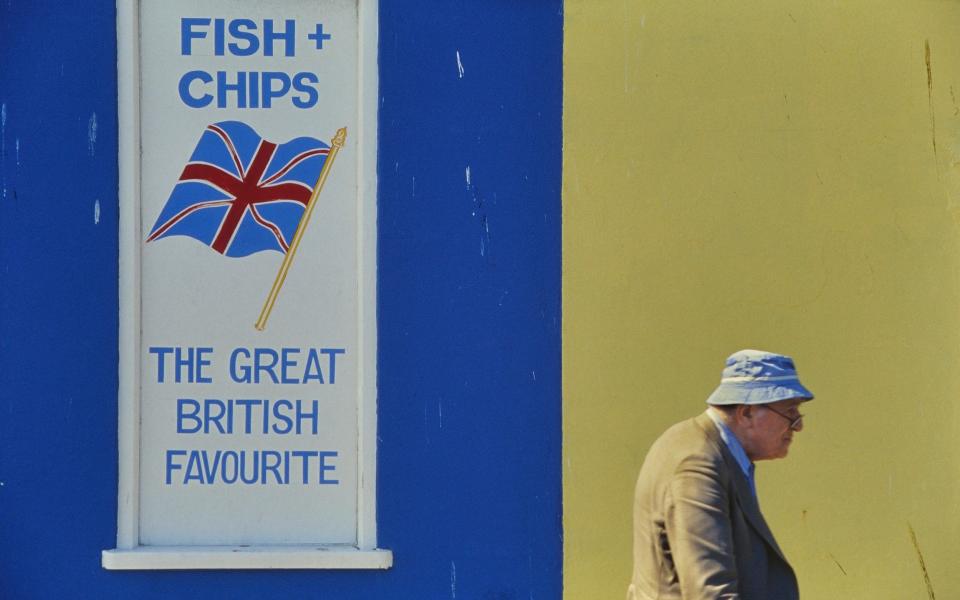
[102,0,390,570]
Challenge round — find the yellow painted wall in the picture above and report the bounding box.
[563,2,960,598]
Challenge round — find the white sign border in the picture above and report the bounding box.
[102,0,391,570]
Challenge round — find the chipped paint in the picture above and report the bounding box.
[456,51,465,78]
[465,165,471,187]
[88,112,98,156]
[94,199,101,225]
[15,138,19,167]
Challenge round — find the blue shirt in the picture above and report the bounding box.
[707,408,757,497]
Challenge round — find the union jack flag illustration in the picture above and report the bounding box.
[146,121,329,257]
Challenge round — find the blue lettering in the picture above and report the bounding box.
[201,450,222,482]
[184,450,204,483]
[217,71,247,109]
[249,71,260,109]
[292,72,319,109]
[166,450,187,484]
[235,398,260,434]
[293,450,315,484]
[181,18,211,55]
[174,347,193,383]
[263,19,296,57]
[176,398,202,434]
[322,348,345,384]
[302,348,325,383]
[318,451,338,484]
[214,18,226,56]
[272,399,293,434]
[179,71,213,108]
[261,450,283,484]
[230,347,251,383]
[204,398,227,433]
[262,72,291,108]
[221,451,239,484]
[149,346,173,383]
[239,450,259,484]
[296,400,319,435]
[228,19,259,56]
[196,347,213,383]
[281,347,300,384]
[255,348,279,383]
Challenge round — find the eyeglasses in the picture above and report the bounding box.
[763,405,804,431]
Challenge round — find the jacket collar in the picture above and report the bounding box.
[694,411,788,563]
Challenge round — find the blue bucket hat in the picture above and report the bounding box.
[706,349,814,406]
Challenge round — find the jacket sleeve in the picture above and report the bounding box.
[663,455,740,600]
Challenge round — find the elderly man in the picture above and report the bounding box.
[627,349,813,600]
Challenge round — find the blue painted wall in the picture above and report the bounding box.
[0,2,562,598]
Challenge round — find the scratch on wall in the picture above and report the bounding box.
[94,199,101,225]
[456,51,465,79]
[828,553,847,576]
[1,102,6,200]
[423,400,430,445]
[466,166,491,258]
[908,522,937,600]
[88,112,98,156]
[924,40,937,157]
[450,560,457,598]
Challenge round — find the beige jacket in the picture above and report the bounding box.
[627,412,799,600]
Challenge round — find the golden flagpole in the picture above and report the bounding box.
[255,127,346,331]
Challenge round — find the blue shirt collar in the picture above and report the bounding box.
[706,408,756,495]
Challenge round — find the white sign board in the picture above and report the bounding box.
[104,0,388,569]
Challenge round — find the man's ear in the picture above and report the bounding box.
[736,404,753,423]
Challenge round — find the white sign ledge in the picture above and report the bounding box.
[102,546,393,570]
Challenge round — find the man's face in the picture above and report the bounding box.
[742,398,806,461]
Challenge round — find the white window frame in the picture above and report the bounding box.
[102,0,389,570]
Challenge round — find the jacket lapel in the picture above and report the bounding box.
[695,412,789,564]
